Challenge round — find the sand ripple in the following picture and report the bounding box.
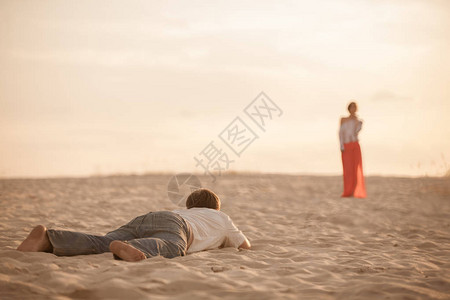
[1,174,449,299]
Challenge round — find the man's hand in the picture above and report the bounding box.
[238,238,251,250]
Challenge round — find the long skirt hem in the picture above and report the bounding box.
[341,141,366,198]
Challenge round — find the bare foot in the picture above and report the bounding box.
[109,241,147,262]
[17,225,53,252]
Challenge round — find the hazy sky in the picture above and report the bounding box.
[1,0,449,178]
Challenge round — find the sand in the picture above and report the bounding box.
[0,173,449,299]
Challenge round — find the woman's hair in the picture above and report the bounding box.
[186,188,221,210]
[347,101,357,112]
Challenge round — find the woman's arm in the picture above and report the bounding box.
[339,118,345,151]
[356,119,363,134]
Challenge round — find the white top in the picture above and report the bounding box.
[172,207,247,253]
[339,118,362,151]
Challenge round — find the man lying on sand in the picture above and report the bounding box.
[17,188,251,261]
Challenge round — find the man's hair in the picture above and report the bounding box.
[186,188,221,210]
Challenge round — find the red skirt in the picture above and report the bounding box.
[341,141,366,198]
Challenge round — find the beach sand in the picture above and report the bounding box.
[1,173,449,299]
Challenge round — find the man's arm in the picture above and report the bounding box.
[223,214,251,250]
[238,237,251,250]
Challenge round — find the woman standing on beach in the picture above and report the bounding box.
[339,101,367,198]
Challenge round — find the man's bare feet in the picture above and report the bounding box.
[17,225,53,252]
[109,241,147,262]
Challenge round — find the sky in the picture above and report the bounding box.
[1,0,449,178]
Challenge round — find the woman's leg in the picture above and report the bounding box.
[353,142,367,198]
[341,143,356,197]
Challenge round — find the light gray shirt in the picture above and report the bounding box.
[339,118,362,151]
